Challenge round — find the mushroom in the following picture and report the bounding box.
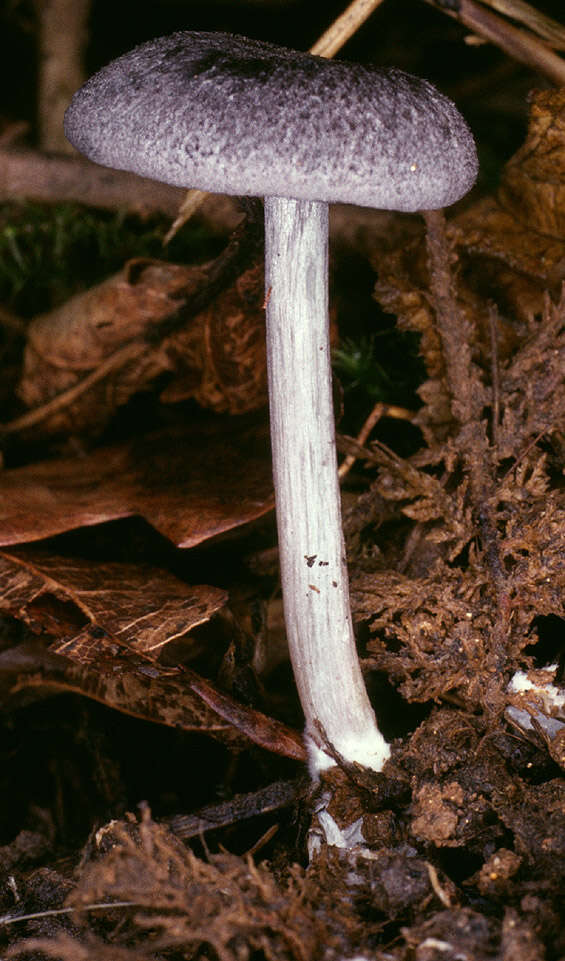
[65,31,477,776]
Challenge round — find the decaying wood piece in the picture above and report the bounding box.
[166,777,307,840]
[0,147,244,226]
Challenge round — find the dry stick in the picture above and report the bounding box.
[37,0,91,153]
[246,823,279,857]
[423,0,565,85]
[310,0,389,57]
[426,862,452,908]
[476,0,565,49]
[166,777,306,841]
[0,341,145,435]
[338,401,414,479]
[163,188,209,243]
[0,148,186,217]
[166,0,388,241]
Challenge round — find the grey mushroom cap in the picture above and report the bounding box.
[64,31,478,212]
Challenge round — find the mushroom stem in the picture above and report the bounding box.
[264,196,390,776]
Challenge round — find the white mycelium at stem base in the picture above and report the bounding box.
[265,196,391,776]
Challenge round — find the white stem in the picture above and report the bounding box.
[264,196,390,776]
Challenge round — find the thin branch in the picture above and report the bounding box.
[310,0,388,57]
[0,341,145,435]
[37,0,90,152]
[163,188,209,244]
[166,778,307,841]
[0,148,186,217]
[338,401,414,479]
[477,0,565,50]
[423,0,565,85]
[0,901,139,927]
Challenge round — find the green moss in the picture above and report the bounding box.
[0,202,221,318]
[334,331,423,407]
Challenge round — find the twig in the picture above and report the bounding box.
[166,778,307,841]
[36,0,90,153]
[423,0,565,85]
[426,862,452,907]
[0,901,138,927]
[245,823,280,857]
[0,148,186,217]
[163,188,209,244]
[0,341,145,435]
[310,0,388,57]
[338,401,414,479]
[476,0,565,50]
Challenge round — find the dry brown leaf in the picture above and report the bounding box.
[17,259,205,435]
[0,549,306,760]
[161,262,267,414]
[14,252,267,438]
[0,417,274,548]
[375,91,565,421]
[0,548,227,655]
[499,87,565,238]
[448,89,565,328]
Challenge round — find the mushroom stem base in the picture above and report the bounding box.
[264,195,390,777]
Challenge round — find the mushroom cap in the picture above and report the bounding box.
[64,31,477,212]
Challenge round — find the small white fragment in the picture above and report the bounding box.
[506,665,565,738]
[418,938,469,960]
[508,666,565,711]
[506,706,565,738]
[316,810,366,849]
[419,939,454,952]
[308,790,372,859]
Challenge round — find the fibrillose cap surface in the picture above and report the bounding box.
[65,31,478,212]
